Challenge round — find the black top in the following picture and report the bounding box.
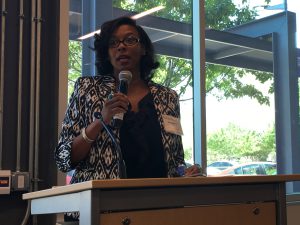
[120,92,167,178]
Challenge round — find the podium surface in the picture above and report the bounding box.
[23,175,300,225]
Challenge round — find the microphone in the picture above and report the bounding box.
[112,70,132,128]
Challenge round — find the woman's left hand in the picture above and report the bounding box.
[184,164,202,176]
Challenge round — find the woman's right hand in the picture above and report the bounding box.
[101,92,129,124]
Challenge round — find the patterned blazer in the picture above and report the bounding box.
[55,75,185,183]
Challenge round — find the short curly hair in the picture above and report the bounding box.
[93,16,159,81]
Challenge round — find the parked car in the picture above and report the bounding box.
[215,162,277,176]
[206,167,222,175]
[207,161,237,175]
[207,161,236,171]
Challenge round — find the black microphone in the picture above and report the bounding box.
[112,70,132,128]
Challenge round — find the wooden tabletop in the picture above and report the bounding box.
[23,174,300,200]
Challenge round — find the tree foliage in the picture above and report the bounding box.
[69,0,273,104]
[112,0,274,105]
[206,64,273,105]
[68,41,82,97]
[68,0,276,161]
[207,123,275,164]
[114,0,192,22]
[153,56,193,96]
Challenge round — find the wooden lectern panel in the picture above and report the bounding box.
[100,202,276,225]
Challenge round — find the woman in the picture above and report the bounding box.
[55,16,198,183]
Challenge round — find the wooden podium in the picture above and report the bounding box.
[22,175,300,225]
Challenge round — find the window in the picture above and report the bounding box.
[68,0,198,163]
[67,1,300,188]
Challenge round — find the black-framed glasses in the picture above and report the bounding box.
[108,36,140,48]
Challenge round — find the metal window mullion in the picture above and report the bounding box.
[21,2,37,224]
[193,0,206,169]
[29,0,37,190]
[0,0,7,170]
[33,0,42,193]
[16,0,25,172]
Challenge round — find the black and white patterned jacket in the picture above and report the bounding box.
[55,75,184,183]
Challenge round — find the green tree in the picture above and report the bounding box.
[153,56,192,96]
[184,146,193,162]
[68,41,82,98]
[206,64,273,105]
[207,123,275,164]
[112,0,273,105]
[67,0,275,161]
[69,0,273,103]
[257,124,276,160]
[114,0,192,22]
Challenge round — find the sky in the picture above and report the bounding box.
[287,1,300,47]
[250,0,300,45]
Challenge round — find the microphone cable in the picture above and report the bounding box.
[94,112,127,179]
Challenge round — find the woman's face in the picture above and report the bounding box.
[108,24,145,78]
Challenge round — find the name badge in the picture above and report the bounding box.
[162,114,183,136]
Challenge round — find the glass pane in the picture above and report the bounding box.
[248,0,286,19]
[113,0,192,23]
[206,65,276,176]
[287,0,300,47]
[68,40,82,98]
[205,0,286,30]
[204,0,284,176]
[68,0,195,172]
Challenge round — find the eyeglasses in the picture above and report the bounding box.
[108,36,140,48]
